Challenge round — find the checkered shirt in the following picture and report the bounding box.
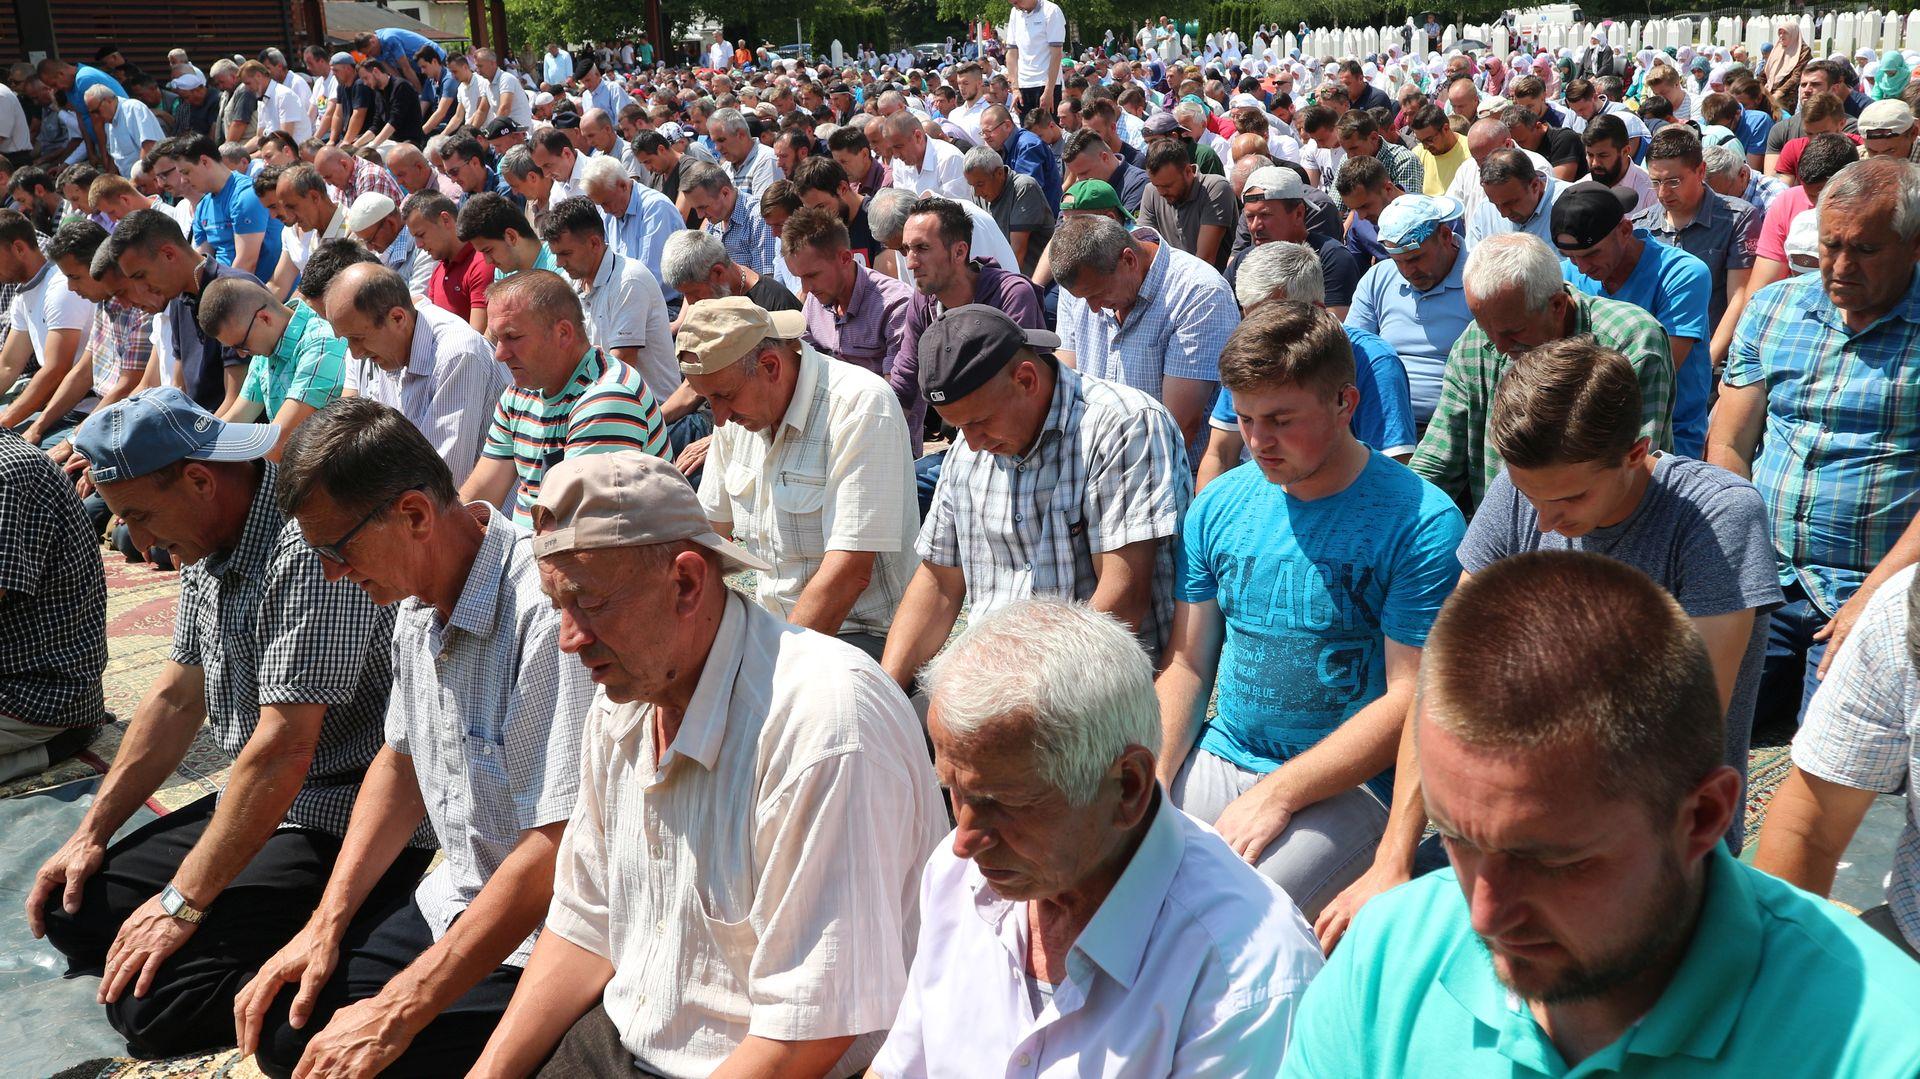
[1374,139,1426,195]
[706,188,780,276]
[1793,563,1920,952]
[0,430,106,729]
[169,464,427,843]
[333,156,407,207]
[698,345,919,637]
[87,299,153,398]
[388,504,594,965]
[1411,289,1676,514]
[1055,226,1238,456]
[1726,272,1920,616]
[918,364,1191,654]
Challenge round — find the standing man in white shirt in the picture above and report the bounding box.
[468,450,946,1079]
[1005,0,1067,115]
[871,598,1324,1077]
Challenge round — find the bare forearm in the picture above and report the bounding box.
[308,748,428,940]
[469,931,612,1079]
[25,355,96,436]
[378,826,561,1036]
[710,1035,860,1079]
[788,550,875,636]
[1261,685,1411,812]
[0,361,72,427]
[1753,770,1861,896]
[879,565,964,689]
[1153,660,1211,778]
[79,667,208,845]
[1369,697,1427,872]
[170,706,322,903]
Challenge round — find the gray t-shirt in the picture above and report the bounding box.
[979,171,1053,277]
[219,85,258,138]
[1138,170,1237,271]
[1459,454,1783,843]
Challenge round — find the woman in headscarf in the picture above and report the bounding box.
[1483,53,1509,96]
[1764,22,1811,114]
[1534,52,1559,97]
[1877,50,1911,100]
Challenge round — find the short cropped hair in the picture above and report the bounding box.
[1490,336,1644,469]
[278,397,459,519]
[1218,298,1354,399]
[486,268,585,333]
[780,205,848,257]
[455,191,534,242]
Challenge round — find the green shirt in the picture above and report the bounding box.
[480,347,668,525]
[493,243,559,282]
[239,300,348,418]
[1411,289,1675,516]
[1195,141,1224,177]
[1282,846,1920,1078]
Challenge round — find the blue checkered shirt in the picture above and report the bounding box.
[602,181,687,300]
[918,364,1191,654]
[1725,271,1920,616]
[387,504,595,965]
[706,188,780,277]
[1055,226,1238,456]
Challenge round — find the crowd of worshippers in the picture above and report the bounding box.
[5,15,1920,1077]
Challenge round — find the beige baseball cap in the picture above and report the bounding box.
[675,297,806,376]
[530,450,771,571]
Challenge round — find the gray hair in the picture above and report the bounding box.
[679,159,731,196]
[921,598,1159,806]
[499,145,540,181]
[83,84,116,107]
[867,187,915,244]
[1234,241,1325,309]
[1819,158,1920,242]
[1051,215,1138,290]
[218,141,251,168]
[209,58,240,80]
[1463,232,1565,312]
[962,145,1005,174]
[280,163,330,199]
[1172,101,1206,126]
[259,48,287,68]
[708,107,751,138]
[578,154,627,192]
[659,229,728,288]
[1701,143,1746,180]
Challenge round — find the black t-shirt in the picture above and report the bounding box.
[1353,84,1394,114]
[1224,233,1360,308]
[747,273,801,312]
[848,200,885,265]
[371,79,424,146]
[1540,125,1588,179]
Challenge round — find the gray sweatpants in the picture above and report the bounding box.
[1171,748,1388,921]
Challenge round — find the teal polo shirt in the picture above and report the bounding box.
[1282,846,1920,1077]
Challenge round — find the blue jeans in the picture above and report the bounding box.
[915,449,947,521]
[1757,582,1830,731]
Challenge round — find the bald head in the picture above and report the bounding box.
[1468,118,1514,163]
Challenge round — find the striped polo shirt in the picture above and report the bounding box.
[481,347,669,525]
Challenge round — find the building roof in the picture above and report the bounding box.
[324,1,464,43]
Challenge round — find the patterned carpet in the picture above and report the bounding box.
[13,559,1808,1078]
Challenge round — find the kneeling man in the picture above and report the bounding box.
[470,451,947,1078]
[236,398,596,1078]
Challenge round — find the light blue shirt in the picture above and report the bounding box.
[1563,230,1713,457]
[104,98,165,177]
[703,186,779,278]
[603,181,686,300]
[1345,239,1473,424]
[1209,326,1416,456]
[1465,176,1563,250]
[542,50,573,87]
[873,794,1325,1077]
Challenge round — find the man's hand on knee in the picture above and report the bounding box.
[236,923,345,1058]
[99,893,201,1005]
[26,831,107,938]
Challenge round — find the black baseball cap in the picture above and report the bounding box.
[1551,182,1639,253]
[918,305,1061,405]
[552,110,582,129]
[483,117,525,139]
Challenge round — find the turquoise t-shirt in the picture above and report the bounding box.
[1177,452,1464,787]
[1282,846,1920,1078]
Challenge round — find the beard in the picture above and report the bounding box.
[1481,848,1697,1005]
[1590,161,1626,188]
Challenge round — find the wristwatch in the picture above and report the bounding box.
[159,883,207,924]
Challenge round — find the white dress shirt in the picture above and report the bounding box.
[872,798,1325,1077]
[891,138,973,199]
[546,595,947,1079]
[257,77,314,142]
[697,344,919,637]
[344,303,508,484]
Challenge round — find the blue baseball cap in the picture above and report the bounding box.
[1378,194,1464,255]
[73,387,279,485]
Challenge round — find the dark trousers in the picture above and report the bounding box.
[255,893,522,1079]
[40,793,433,1059]
[1756,583,1831,733]
[537,1004,661,1078]
[1018,84,1058,113]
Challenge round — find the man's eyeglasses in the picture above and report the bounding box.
[1649,177,1690,191]
[307,485,425,565]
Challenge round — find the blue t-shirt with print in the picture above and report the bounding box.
[1178,452,1464,795]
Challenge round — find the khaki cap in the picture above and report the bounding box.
[675,297,806,376]
[531,450,771,571]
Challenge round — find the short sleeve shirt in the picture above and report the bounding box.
[192,170,283,284]
[480,348,669,524]
[1007,0,1067,88]
[239,300,349,417]
[1136,172,1237,271]
[1177,453,1463,787]
[0,429,106,729]
[428,243,494,321]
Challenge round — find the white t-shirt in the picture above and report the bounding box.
[493,70,533,127]
[890,138,972,200]
[279,71,314,127]
[9,266,95,398]
[457,73,495,123]
[1006,0,1067,89]
[257,79,314,142]
[0,83,30,153]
